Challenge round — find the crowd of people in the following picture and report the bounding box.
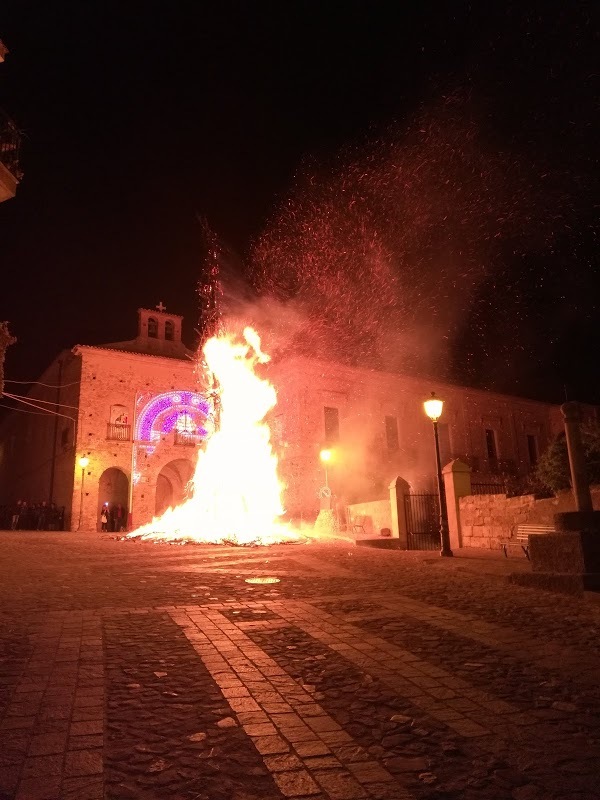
[0,500,66,531]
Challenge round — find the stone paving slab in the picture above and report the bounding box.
[1,531,600,799]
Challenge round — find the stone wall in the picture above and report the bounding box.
[346,499,392,537]
[459,486,600,550]
[269,353,565,520]
[73,347,198,532]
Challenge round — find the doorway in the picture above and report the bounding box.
[155,458,195,517]
[98,467,129,531]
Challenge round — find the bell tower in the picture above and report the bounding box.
[136,304,187,357]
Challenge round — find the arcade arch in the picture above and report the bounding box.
[155,458,195,517]
[98,467,129,529]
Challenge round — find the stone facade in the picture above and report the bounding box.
[346,499,392,537]
[72,345,200,531]
[1,307,596,532]
[458,486,600,550]
[267,354,581,519]
[0,307,199,531]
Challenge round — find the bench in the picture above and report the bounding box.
[500,524,555,559]
[351,514,368,535]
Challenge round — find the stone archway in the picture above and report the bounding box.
[98,467,129,530]
[155,458,195,517]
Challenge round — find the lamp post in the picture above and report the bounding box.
[318,448,333,512]
[423,393,453,557]
[319,448,332,489]
[128,391,140,532]
[77,455,89,532]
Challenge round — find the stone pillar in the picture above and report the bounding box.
[389,476,410,548]
[442,459,472,550]
[561,402,593,513]
[512,404,600,593]
[134,479,156,530]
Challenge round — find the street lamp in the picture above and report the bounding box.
[318,448,335,519]
[423,393,453,557]
[77,456,89,531]
[319,448,332,489]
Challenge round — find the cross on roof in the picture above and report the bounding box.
[155,301,166,312]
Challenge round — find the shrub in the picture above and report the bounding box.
[535,424,600,493]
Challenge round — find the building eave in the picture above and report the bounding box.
[72,344,196,366]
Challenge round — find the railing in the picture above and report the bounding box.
[404,493,440,551]
[0,109,22,179]
[472,481,506,496]
[106,423,131,441]
[174,430,202,446]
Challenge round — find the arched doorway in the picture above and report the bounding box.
[155,458,195,517]
[98,467,129,531]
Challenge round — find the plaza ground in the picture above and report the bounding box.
[1,531,599,800]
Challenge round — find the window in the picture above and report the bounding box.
[438,423,451,466]
[485,428,499,472]
[385,416,399,452]
[165,320,174,341]
[176,412,195,433]
[111,404,128,425]
[148,317,158,338]
[526,434,538,467]
[324,406,339,444]
[60,427,70,447]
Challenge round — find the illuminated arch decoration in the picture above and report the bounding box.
[136,391,213,444]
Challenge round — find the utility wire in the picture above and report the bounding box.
[2,390,80,410]
[4,379,81,388]
[2,392,76,423]
[0,402,51,416]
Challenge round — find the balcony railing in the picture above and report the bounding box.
[107,423,131,441]
[0,109,22,179]
[174,429,202,446]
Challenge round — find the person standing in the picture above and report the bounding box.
[112,503,126,533]
[100,504,109,532]
[37,500,48,531]
[11,500,22,530]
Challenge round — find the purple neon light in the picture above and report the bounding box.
[136,391,211,441]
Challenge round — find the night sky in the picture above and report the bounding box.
[1,2,597,403]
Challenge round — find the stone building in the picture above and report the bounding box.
[267,355,594,517]
[0,39,23,203]
[0,306,200,530]
[0,306,590,532]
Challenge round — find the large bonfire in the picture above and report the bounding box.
[128,326,300,545]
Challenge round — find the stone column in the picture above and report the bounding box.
[514,403,600,594]
[442,459,472,550]
[561,402,593,513]
[389,476,410,548]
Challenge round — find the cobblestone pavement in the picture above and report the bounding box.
[1,531,600,800]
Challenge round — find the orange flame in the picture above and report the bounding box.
[129,327,300,545]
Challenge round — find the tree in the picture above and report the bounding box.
[535,424,600,493]
[0,321,16,397]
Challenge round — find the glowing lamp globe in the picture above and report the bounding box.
[320,448,332,463]
[423,393,444,422]
[78,456,90,469]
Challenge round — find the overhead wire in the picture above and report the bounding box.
[1,390,80,410]
[1,392,77,423]
[0,402,51,416]
[4,379,81,388]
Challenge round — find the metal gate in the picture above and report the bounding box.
[404,493,440,550]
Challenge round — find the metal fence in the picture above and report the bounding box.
[472,481,506,496]
[404,493,440,550]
